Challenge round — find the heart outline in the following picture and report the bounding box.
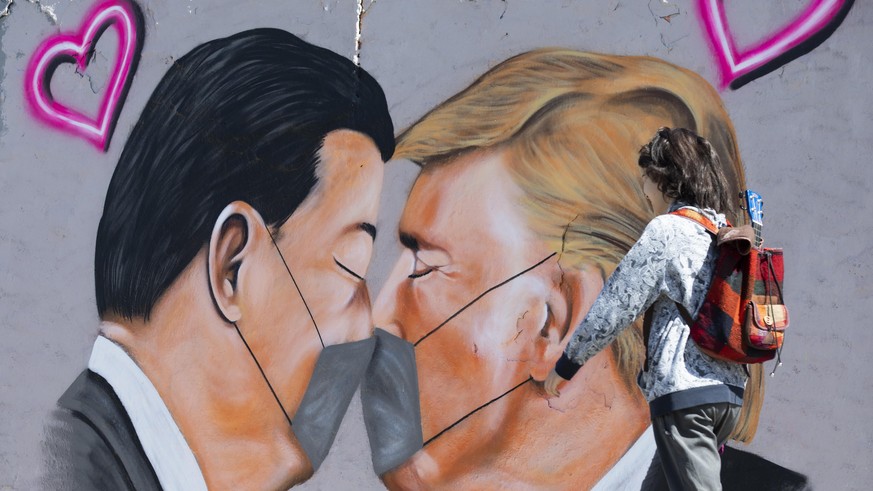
[24,0,143,151]
[698,0,854,89]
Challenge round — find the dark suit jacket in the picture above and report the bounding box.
[42,370,163,490]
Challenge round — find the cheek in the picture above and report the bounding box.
[413,299,531,441]
[307,278,372,345]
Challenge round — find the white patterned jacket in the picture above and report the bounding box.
[555,202,747,416]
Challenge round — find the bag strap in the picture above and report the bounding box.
[643,302,694,372]
[642,301,747,376]
[643,209,715,372]
[642,307,653,372]
[669,208,721,235]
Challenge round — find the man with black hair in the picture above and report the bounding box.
[43,28,394,490]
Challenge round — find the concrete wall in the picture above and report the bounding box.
[1,0,870,489]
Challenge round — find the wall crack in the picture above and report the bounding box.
[28,0,57,25]
[354,0,376,66]
[647,0,679,26]
[1,0,13,19]
[557,214,579,290]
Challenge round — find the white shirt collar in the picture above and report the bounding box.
[88,335,208,491]
[592,426,658,491]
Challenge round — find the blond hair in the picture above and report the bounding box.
[396,48,761,442]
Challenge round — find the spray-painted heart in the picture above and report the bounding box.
[24,0,143,151]
[697,0,854,89]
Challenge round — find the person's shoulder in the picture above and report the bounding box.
[651,207,718,238]
[43,370,161,490]
[643,212,696,238]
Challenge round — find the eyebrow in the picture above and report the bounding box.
[360,222,377,240]
[399,232,419,251]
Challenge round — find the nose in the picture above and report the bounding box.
[347,281,374,342]
[373,251,413,340]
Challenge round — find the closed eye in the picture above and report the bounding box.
[409,257,436,279]
[335,258,364,281]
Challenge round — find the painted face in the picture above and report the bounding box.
[241,129,384,421]
[374,150,566,483]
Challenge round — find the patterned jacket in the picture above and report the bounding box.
[555,203,747,416]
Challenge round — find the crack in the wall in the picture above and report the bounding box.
[1,0,13,18]
[513,310,530,342]
[660,33,689,52]
[28,0,57,25]
[556,214,579,290]
[661,11,680,23]
[75,66,103,95]
[354,0,362,65]
[647,0,679,26]
[0,1,8,142]
[353,0,375,66]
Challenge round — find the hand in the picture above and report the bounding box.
[544,368,566,398]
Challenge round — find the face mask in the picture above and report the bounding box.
[359,253,558,474]
[360,327,421,475]
[232,225,375,472]
[409,252,557,447]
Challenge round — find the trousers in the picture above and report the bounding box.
[651,402,742,491]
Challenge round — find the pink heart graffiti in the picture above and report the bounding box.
[24,0,142,151]
[698,0,854,89]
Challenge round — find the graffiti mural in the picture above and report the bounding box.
[36,26,400,489]
[375,49,807,490]
[1,1,870,490]
[24,0,143,151]
[697,0,856,89]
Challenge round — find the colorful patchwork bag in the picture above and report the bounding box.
[670,208,788,365]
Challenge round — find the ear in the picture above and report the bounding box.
[529,263,605,381]
[207,201,266,323]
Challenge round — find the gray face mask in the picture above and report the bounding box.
[232,226,376,473]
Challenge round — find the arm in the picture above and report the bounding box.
[554,217,673,381]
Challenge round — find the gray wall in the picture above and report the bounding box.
[2,0,871,489]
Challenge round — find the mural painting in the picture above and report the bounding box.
[0,1,869,489]
[24,0,143,150]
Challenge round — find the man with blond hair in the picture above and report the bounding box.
[373,49,804,489]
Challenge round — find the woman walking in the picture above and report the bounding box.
[545,127,748,490]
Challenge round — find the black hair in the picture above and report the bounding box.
[95,28,395,320]
[638,127,730,213]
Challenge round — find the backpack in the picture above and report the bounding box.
[673,208,788,365]
[643,207,788,370]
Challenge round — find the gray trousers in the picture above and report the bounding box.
[651,403,742,491]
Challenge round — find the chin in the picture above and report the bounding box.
[382,455,427,491]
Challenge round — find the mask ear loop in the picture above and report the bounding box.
[423,376,532,447]
[414,252,557,346]
[233,322,294,428]
[266,226,325,349]
[229,223,328,431]
[415,252,558,445]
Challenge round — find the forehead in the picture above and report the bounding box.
[316,129,384,186]
[400,150,536,254]
[285,129,383,234]
[306,129,383,208]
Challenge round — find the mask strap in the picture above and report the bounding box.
[423,376,532,446]
[266,226,325,349]
[232,322,294,428]
[414,252,557,347]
